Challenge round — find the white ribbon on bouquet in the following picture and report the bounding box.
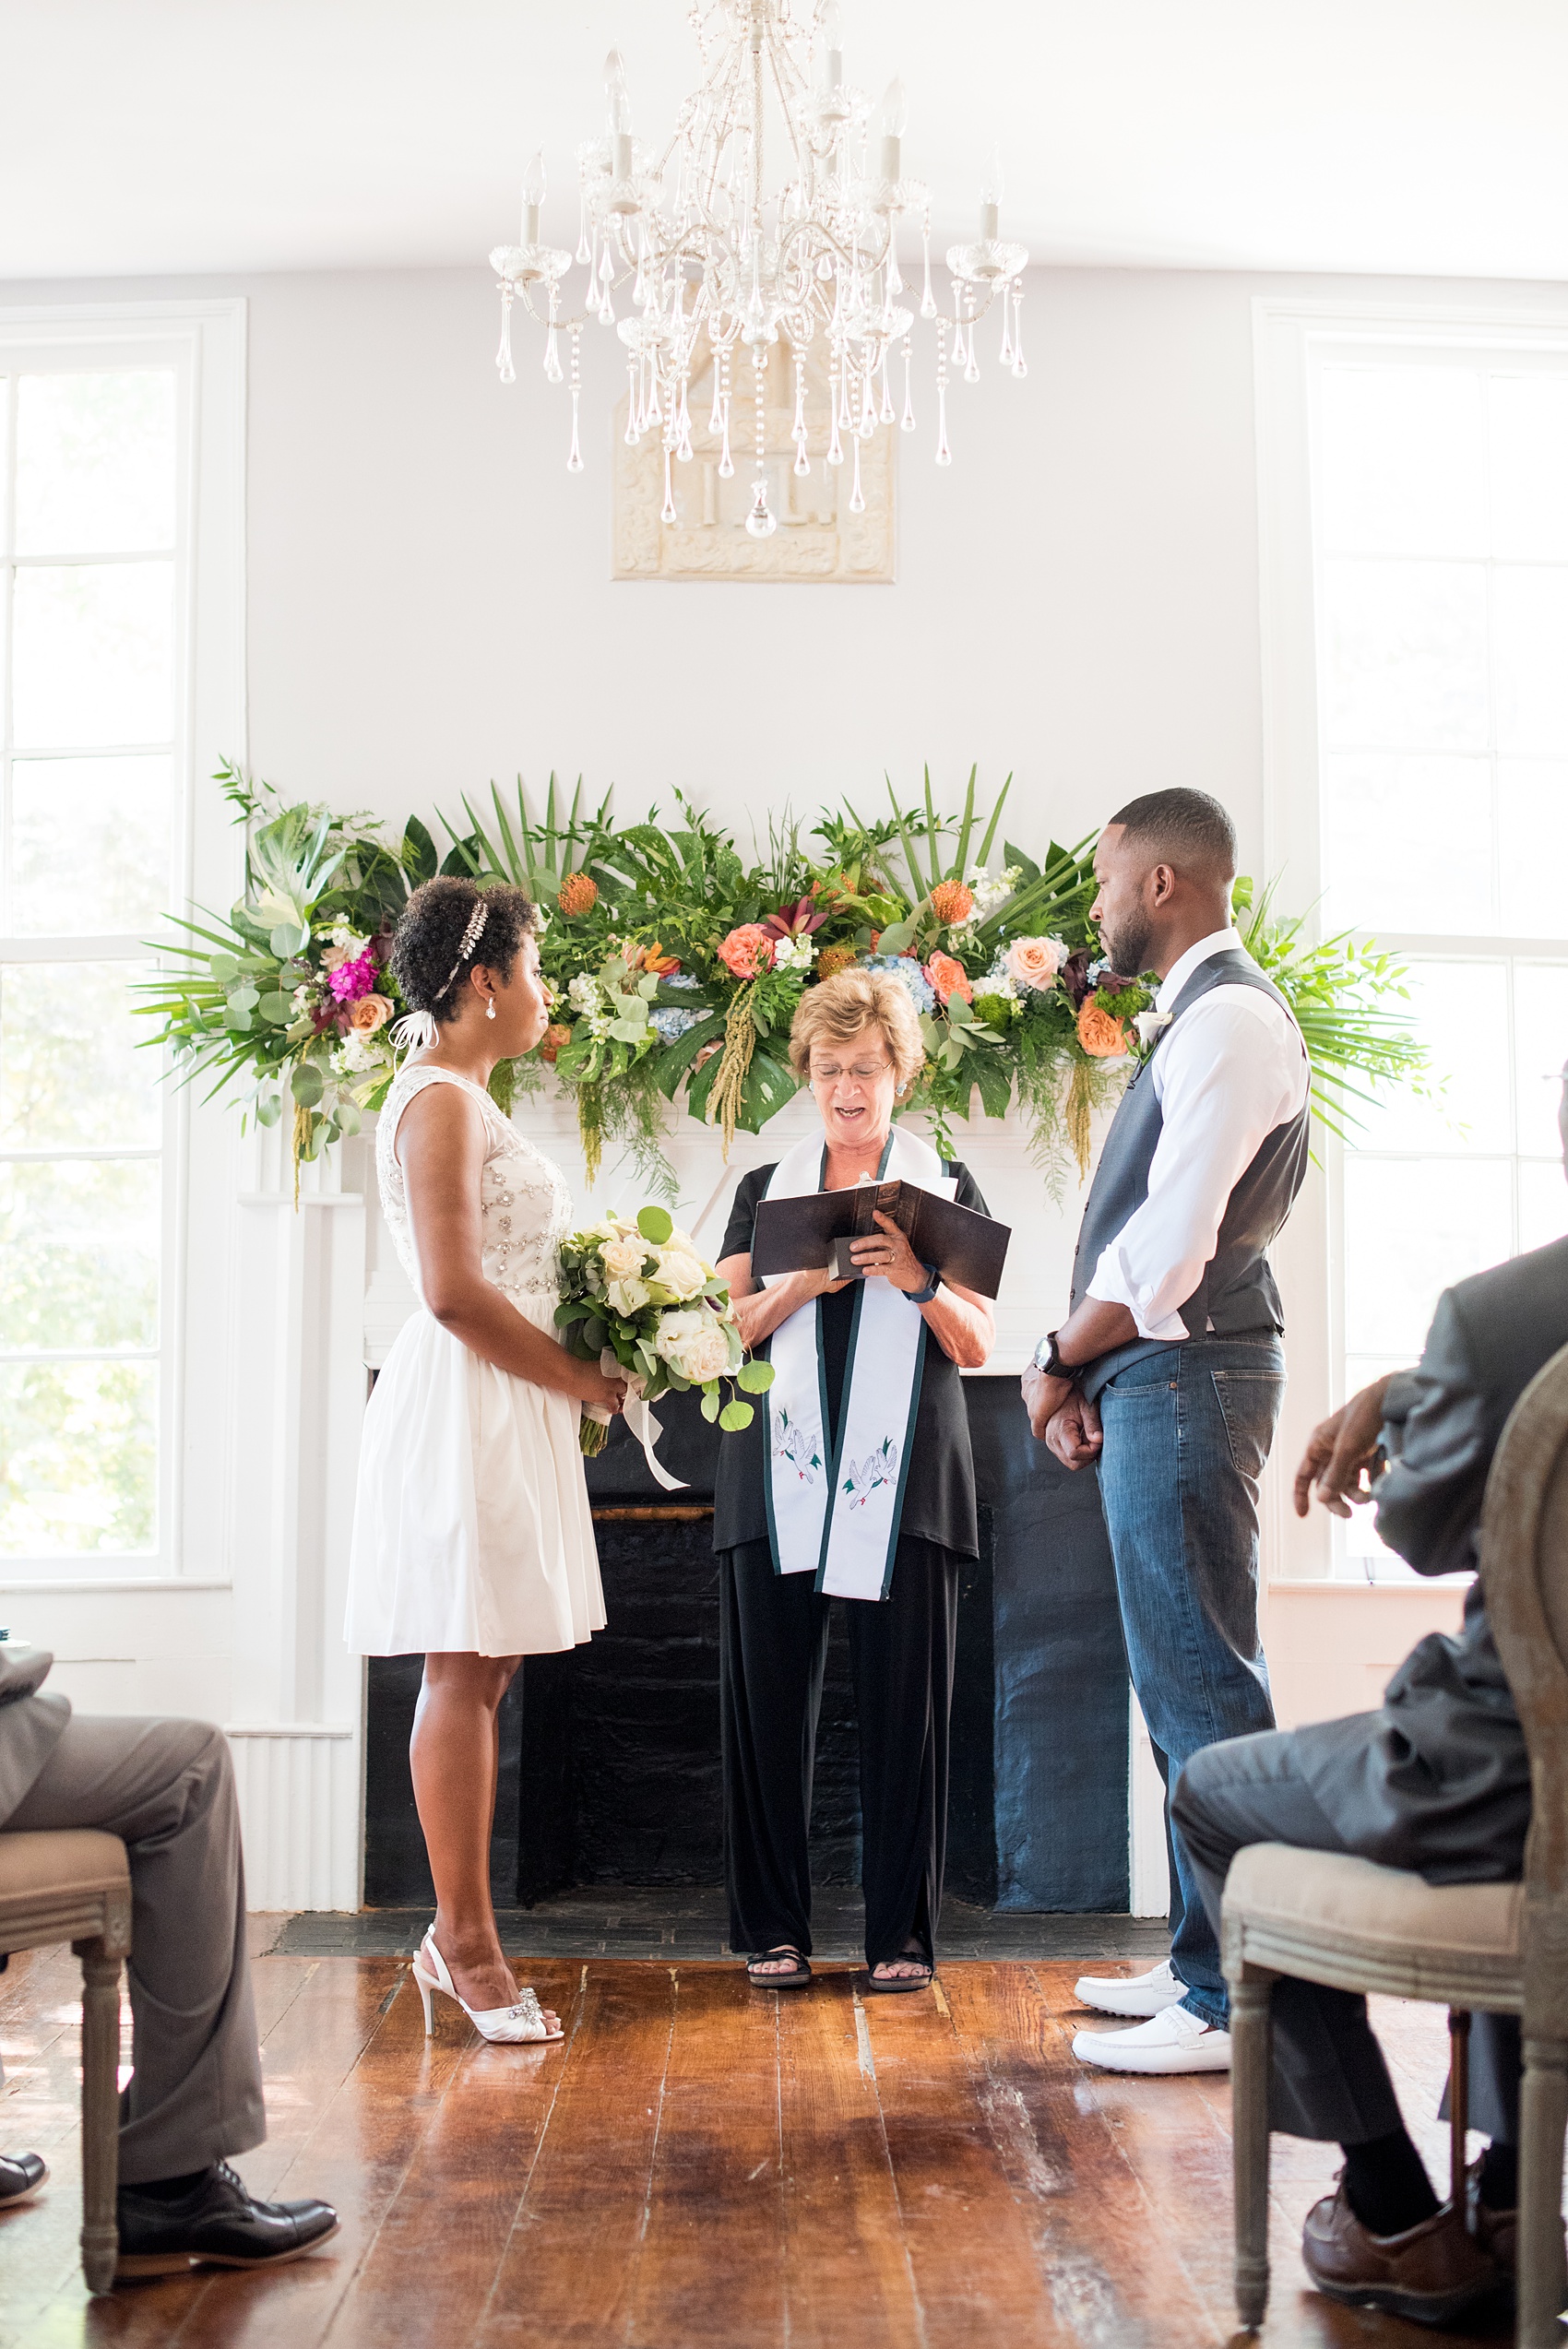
[584,1357,687,1492]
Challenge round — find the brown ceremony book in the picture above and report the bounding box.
[750,1179,1011,1299]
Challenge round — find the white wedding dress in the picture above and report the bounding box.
[344,1063,606,1658]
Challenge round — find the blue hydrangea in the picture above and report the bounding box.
[652,1006,705,1043]
[862,954,935,1015]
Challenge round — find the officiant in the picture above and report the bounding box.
[714,967,996,1992]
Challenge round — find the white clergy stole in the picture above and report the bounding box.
[760,1126,956,1601]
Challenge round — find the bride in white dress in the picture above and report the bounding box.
[344,877,624,2043]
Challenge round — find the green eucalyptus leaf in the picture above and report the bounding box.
[636,1204,674,1245]
[719,1399,754,1432]
[701,1388,721,1422]
[254,1092,283,1128]
[875,919,915,955]
[270,920,309,959]
[290,1061,325,1109]
[737,1358,775,1393]
[257,992,292,1024]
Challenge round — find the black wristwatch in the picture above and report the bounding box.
[1030,1329,1075,1382]
[907,1263,941,1306]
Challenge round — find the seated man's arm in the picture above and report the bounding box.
[1372,1287,1491,1578]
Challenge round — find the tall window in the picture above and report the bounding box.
[1307,340,1568,1572]
[0,359,184,1561]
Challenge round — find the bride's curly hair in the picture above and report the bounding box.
[390,877,538,1022]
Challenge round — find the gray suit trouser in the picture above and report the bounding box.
[6,1714,267,2186]
[1172,1722,1521,2147]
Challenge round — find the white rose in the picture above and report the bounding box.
[606,1275,651,1316]
[601,1235,649,1283]
[660,1318,731,1384]
[653,1246,707,1300]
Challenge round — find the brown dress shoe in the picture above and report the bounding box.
[1302,2178,1508,2328]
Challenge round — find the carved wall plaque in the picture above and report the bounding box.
[612,343,895,584]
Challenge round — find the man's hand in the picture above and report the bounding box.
[1046,1391,1103,1471]
[1293,1371,1398,1520]
[1022,1363,1075,1441]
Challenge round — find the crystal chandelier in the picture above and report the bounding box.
[487,1,1029,536]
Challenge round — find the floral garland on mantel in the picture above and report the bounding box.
[137,765,1423,1200]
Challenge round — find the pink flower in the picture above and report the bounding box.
[327,949,377,1004]
[925,953,973,1006]
[717,924,776,980]
[1004,936,1064,991]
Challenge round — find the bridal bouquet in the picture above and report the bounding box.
[556,1204,773,1456]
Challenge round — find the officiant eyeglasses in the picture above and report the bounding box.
[810,1056,894,1088]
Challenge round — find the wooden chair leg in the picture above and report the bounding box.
[1448,2009,1470,2221]
[1516,2035,1568,2349]
[1230,1963,1277,2331]
[75,1941,121,2296]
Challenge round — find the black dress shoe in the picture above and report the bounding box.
[115,2161,339,2279]
[0,2153,47,2209]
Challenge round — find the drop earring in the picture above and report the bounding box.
[485,998,496,1020]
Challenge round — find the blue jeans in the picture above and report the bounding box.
[1096,1334,1283,2027]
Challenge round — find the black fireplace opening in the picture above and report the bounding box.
[362,1378,1130,1915]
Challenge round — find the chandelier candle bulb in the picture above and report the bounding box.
[521,149,546,250]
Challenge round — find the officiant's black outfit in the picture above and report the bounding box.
[713,1162,988,1974]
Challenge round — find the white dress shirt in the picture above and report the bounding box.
[1085,928,1309,1344]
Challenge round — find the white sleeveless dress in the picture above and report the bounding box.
[344,1063,606,1658]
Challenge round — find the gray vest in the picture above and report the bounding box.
[1070,948,1310,1399]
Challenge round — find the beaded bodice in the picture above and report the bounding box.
[376,1064,572,1311]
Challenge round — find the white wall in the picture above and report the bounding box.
[6,257,1557,1904]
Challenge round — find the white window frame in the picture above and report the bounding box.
[1254,294,1568,1583]
[0,300,246,1589]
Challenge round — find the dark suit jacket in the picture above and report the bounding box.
[1298,1237,1568,1883]
[0,1646,70,1827]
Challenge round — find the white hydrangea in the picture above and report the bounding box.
[966,864,1022,920]
[772,933,815,974]
[568,972,601,1014]
[333,1028,386,1075]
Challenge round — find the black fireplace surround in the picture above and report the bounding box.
[363,1377,1131,1914]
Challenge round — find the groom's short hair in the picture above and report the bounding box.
[1107,788,1237,885]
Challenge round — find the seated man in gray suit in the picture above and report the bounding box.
[0,1648,337,2278]
[1171,1072,1568,2328]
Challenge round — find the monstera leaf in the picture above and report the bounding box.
[244,805,346,956]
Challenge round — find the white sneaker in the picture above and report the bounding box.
[1072,2003,1232,2075]
[1073,1954,1187,2018]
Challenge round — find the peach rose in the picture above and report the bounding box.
[717,924,775,980]
[1077,999,1128,1058]
[925,953,973,1006]
[347,992,394,1033]
[1004,936,1063,991]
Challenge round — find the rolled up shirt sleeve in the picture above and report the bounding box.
[1086,991,1309,1342]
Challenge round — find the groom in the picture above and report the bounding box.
[1022,788,1310,2076]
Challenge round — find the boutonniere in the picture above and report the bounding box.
[1133,1008,1172,1052]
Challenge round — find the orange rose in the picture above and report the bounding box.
[539,1023,573,1064]
[1077,998,1127,1058]
[348,993,394,1034]
[717,924,775,980]
[929,879,975,926]
[925,953,973,1006]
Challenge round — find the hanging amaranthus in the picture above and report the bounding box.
[704,983,758,1157]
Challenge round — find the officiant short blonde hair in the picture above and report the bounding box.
[789,968,925,1095]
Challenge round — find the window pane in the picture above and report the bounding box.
[1520,1159,1568,1254]
[1498,762,1568,940]
[1318,366,1485,557]
[0,1360,156,1557]
[1349,959,1511,1156]
[1493,567,1568,754]
[1321,559,1489,752]
[1321,753,1492,933]
[0,1158,160,1352]
[11,562,173,749]
[0,964,160,1150]
[1343,1156,1513,1357]
[15,370,175,556]
[8,755,174,935]
[1488,374,1568,562]
[1512,964,1568,1157]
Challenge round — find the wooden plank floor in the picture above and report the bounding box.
[0,1946,1518,2348]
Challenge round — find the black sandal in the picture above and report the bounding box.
[745,1944,812,1989]
[864,1956,934,1995]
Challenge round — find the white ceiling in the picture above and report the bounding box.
[2,0,1565,283]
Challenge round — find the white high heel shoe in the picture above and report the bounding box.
[410,1928,563,2044]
